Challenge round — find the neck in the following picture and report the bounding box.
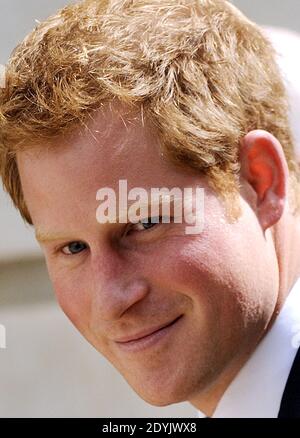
[273,209,300,309]
[188,331,269,416]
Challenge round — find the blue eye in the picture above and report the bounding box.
[61,241,87,255]
[130,216,169,232]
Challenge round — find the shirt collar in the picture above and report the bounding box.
[198,277,300,418]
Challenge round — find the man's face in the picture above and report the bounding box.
[17,104,279,406]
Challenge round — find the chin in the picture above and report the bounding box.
[125,374,195,407]
[136,389,187,407]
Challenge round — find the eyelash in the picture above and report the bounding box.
[126,215,169,234]
[58,216,171,256]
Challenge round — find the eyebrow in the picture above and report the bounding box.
[35,193,187,244]
[35,230,78,244]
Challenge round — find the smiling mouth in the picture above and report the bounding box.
[115,315,183,353]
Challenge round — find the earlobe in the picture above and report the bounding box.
[239,130,288,231]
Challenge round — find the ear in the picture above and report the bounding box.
[239,130,288,231]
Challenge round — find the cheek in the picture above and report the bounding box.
[151,230,261,332]
[148,233,234,323]
[156,228,237,292]
[51,270,92,335]
[145,236,257,371]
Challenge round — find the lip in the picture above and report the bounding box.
[115,315,183,353]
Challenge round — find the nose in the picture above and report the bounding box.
[90,250,150,321]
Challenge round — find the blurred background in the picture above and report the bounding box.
[0,0,300,418]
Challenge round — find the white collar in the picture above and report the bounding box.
[198,277,300,418]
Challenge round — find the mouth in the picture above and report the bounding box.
[115,315,183,353]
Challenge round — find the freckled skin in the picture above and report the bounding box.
[17,104,283,409]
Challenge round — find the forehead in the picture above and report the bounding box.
[16,103,207,228]
[19,104,158,177]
